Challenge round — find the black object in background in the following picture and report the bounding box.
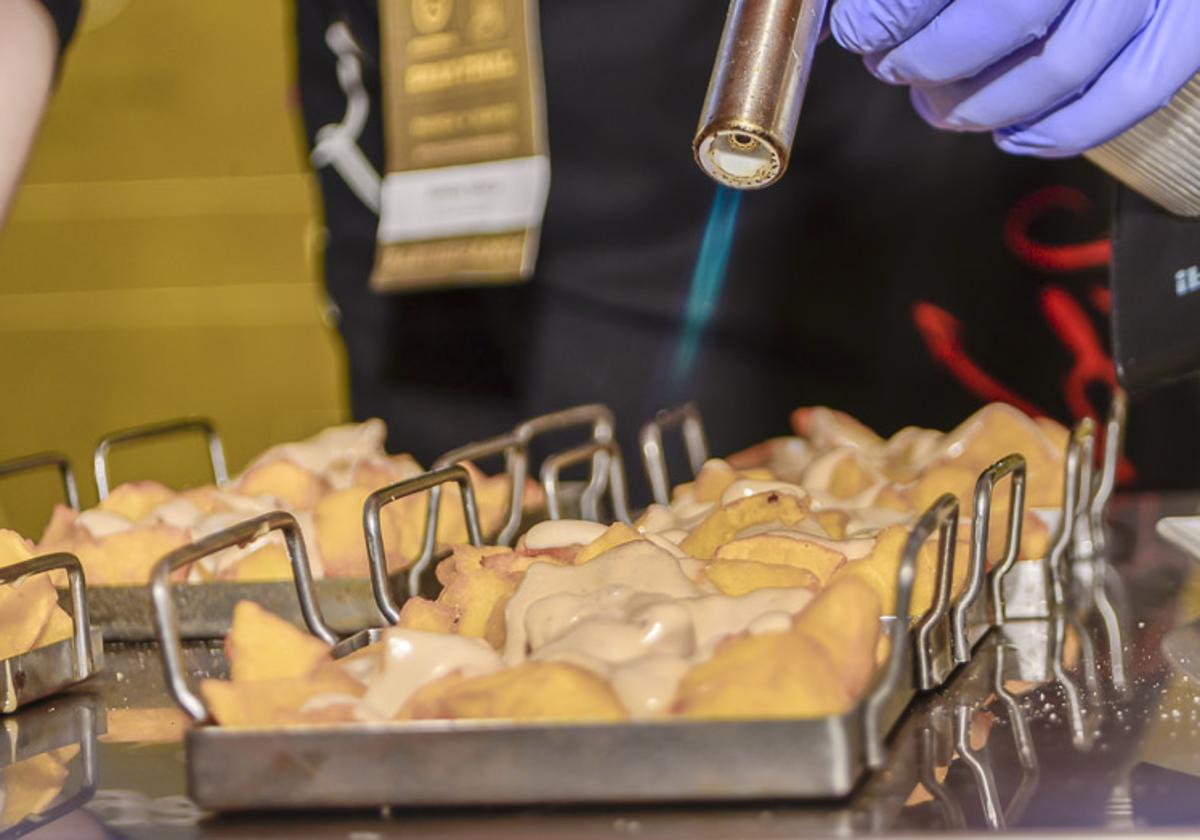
[1111,187,1200,392]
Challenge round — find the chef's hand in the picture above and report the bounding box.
[830,0,1200,157]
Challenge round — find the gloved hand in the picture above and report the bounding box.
[830,0,1200,157]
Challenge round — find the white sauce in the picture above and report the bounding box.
[503,541,699,663]
[240,420,388,482]
[800,449,887,510]
[351,629,500,719]
[148,497,205,531]
[76,510,133,538]
[498,541,814,717]
[635,505,676,535]
[761,437,813,482]
[523,519,609,550]
[644,533,689,558]
[718,479,807,506]
[667,497,716,530]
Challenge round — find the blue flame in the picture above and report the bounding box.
[672,185,743,385]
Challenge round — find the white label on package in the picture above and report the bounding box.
[377,155,550,244]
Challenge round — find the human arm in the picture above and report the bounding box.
[0,0,70,227]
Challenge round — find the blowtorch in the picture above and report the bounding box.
[694,0,1200,391]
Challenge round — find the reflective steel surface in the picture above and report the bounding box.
[6,493,1200,839]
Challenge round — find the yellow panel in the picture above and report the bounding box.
[25,0,311,182]
[0,1,348,539]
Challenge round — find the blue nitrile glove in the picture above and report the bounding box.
[830,0,1200,157]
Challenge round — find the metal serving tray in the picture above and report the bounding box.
[2,405,680,641]
[88,417,400,640]
[0,696,102,839]
[3,417,493,641]
[79,577,395,642]
[144,481,997,811]
[0,553,102,714]
[56,409,613,641]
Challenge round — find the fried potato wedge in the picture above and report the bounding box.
[792,576,881,697]
[704,559,819,597]
[226,600,332,682]
[673,630,852,719]
[38,525,189,587]
[672,459,743,504]
[814,509,851,539]
[790,406,884,451]
[227,543,292,582]
[236,459,329,509]
[1,752,70,828]
[714,532,846,585]
[201,668,365,728]
[440,565,516,643]
[0,529,34,569]
[0,574,58,662]
[941,404,1066,508]
[397,597,457,634]
[97,480,177,522]
[402,661,626,723]
[313,487,374,578]
[574,522,643,565]
[681,491,810,560]
[31,605,73,650]
[832,525,969,618]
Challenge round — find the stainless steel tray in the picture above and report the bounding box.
[71,576,393,642]
[144,485,989,810]
[6,406,624,641]
[0,553,102,714]
[2,417,445,641]
[72,409,613,640]
[0,695,102,839]
[90,417,381,642]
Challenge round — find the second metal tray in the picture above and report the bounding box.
[67,576,394,643]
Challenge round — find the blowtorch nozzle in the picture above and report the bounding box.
[694,0,830,190]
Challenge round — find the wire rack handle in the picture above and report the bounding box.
[1048,419,1097,608]
[541,439,632,525]
[362,466,482,625]
[1089,388,1127,556]
[913,493,963,691]
[151,511,332,722]
[94,416,227,500]
[958,454,1026,637]
[864,493,958,768]
[639,403,710,506]
[509,404,615,535]
[0,451,80,511]
[431,432,526,550]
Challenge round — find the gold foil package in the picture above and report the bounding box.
[374,0,550,291]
